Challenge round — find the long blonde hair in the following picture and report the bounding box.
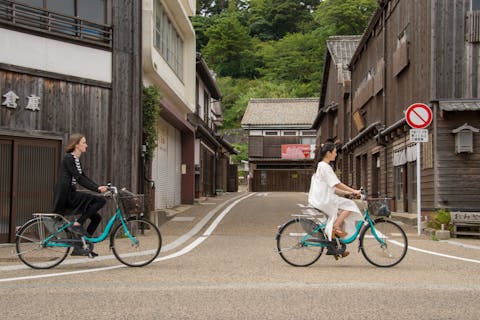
[64,133,85,153]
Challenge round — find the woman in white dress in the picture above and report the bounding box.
[308,140,362,256]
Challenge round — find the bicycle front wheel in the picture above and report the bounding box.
[16,219,70,269]
[360,219,408,267]
[111,218,162,267]
[276,219,324,267]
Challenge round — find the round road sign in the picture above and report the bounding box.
[405,103,432,129]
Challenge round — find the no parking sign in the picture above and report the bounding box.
[405,103,432,129]
[404,103,432,236]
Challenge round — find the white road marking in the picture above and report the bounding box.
[389,240,480,264]
[0,193,254,283]
[439,240,480,250]
[0,193,251,272]
[171,217,195,222]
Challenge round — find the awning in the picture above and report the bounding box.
[439,100,480,111]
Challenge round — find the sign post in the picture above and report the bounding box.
[405,103,432,236]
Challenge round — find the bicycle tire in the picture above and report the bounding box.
[359,219,408,267]
[16,218,70,269]
[276,218,324,267]
[111,217,162,267]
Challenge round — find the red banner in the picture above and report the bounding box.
[281,144,312,159]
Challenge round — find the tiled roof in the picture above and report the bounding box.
[241,98,319,126]
[439,100,480,111]
[326,35,362,80]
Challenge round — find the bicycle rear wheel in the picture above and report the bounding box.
[16,218,70,269]
[111,218,162,267]
[360,219,408,267]
[276,218,324,267]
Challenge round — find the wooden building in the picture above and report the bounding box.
[0,0,142,242]
[189,53,237,198]
[312,35,362,177]
[241,98,318,192]
[314,0,480,216]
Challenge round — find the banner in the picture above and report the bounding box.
[281,144,313,159]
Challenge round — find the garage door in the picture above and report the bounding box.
[252,169,311,192]
[0,137,60,243]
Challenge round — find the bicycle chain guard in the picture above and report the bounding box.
[326,238,346,256]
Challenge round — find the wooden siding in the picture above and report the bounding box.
[0,70,111,185]
[0,0,142,241]
[434,0,480,98]
[252,169,311,192]
[435,110,480,209]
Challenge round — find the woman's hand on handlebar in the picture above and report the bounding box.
[98,186,108,193]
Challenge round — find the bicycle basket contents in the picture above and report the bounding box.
[367,198,391,217]
[119,188,144,215]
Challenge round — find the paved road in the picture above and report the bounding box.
[1,192,479,319]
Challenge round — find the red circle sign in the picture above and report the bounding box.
[405,103,432,129]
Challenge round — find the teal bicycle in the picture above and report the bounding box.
[276,195,408,268]
[15,184,162,269]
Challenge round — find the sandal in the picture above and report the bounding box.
[341,251,350,258]
[333,228,347,238]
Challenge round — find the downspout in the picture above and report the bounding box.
[430,0,438,209]
[382,6,388,197]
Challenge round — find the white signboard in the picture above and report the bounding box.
[410,129,428,143]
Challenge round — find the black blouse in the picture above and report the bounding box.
[53,153,99,213]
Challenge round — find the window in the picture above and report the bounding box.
[407,162,417,213]
[282,131,297,136]
[301,130,316,136]
[203,90,210,127]
[16,0,107,24]
[473,0,480,10]
[394,166,404,212]
[264,131,279,136]
[154,1,184,81]
[301,137,315,145]
[78,0,106,25]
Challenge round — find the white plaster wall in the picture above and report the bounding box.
[0,28,111,82]
[142,0,196,114]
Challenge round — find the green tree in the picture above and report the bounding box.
[202,12,258,78]
[313,0,377,36]
[247,0,320,40]
[258,32,325,87]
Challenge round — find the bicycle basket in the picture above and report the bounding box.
[367,198,391,217]
[118,189,144,215]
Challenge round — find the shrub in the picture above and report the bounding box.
[427,208,452,231]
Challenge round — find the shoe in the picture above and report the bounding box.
[333,228,347,238]
[341,251,350,258]
[69,225,87,236]
[89,251,99,258]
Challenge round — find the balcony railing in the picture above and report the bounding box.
[0,0,112,48]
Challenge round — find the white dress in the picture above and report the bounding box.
[308,161,362,240]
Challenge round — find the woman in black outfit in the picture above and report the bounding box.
[53,133,107,238]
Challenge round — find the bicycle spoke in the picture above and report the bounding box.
[16,219,70,269]
[111,219,162,267]
[276,219,324,267]
[360,220,408,267]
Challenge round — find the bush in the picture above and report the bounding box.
[427,208,452,231]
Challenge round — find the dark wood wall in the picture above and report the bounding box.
[435,109,480,209]
[434,0,479,99]
[110,0,142,191]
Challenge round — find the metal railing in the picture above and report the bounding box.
[0,0,112,48]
